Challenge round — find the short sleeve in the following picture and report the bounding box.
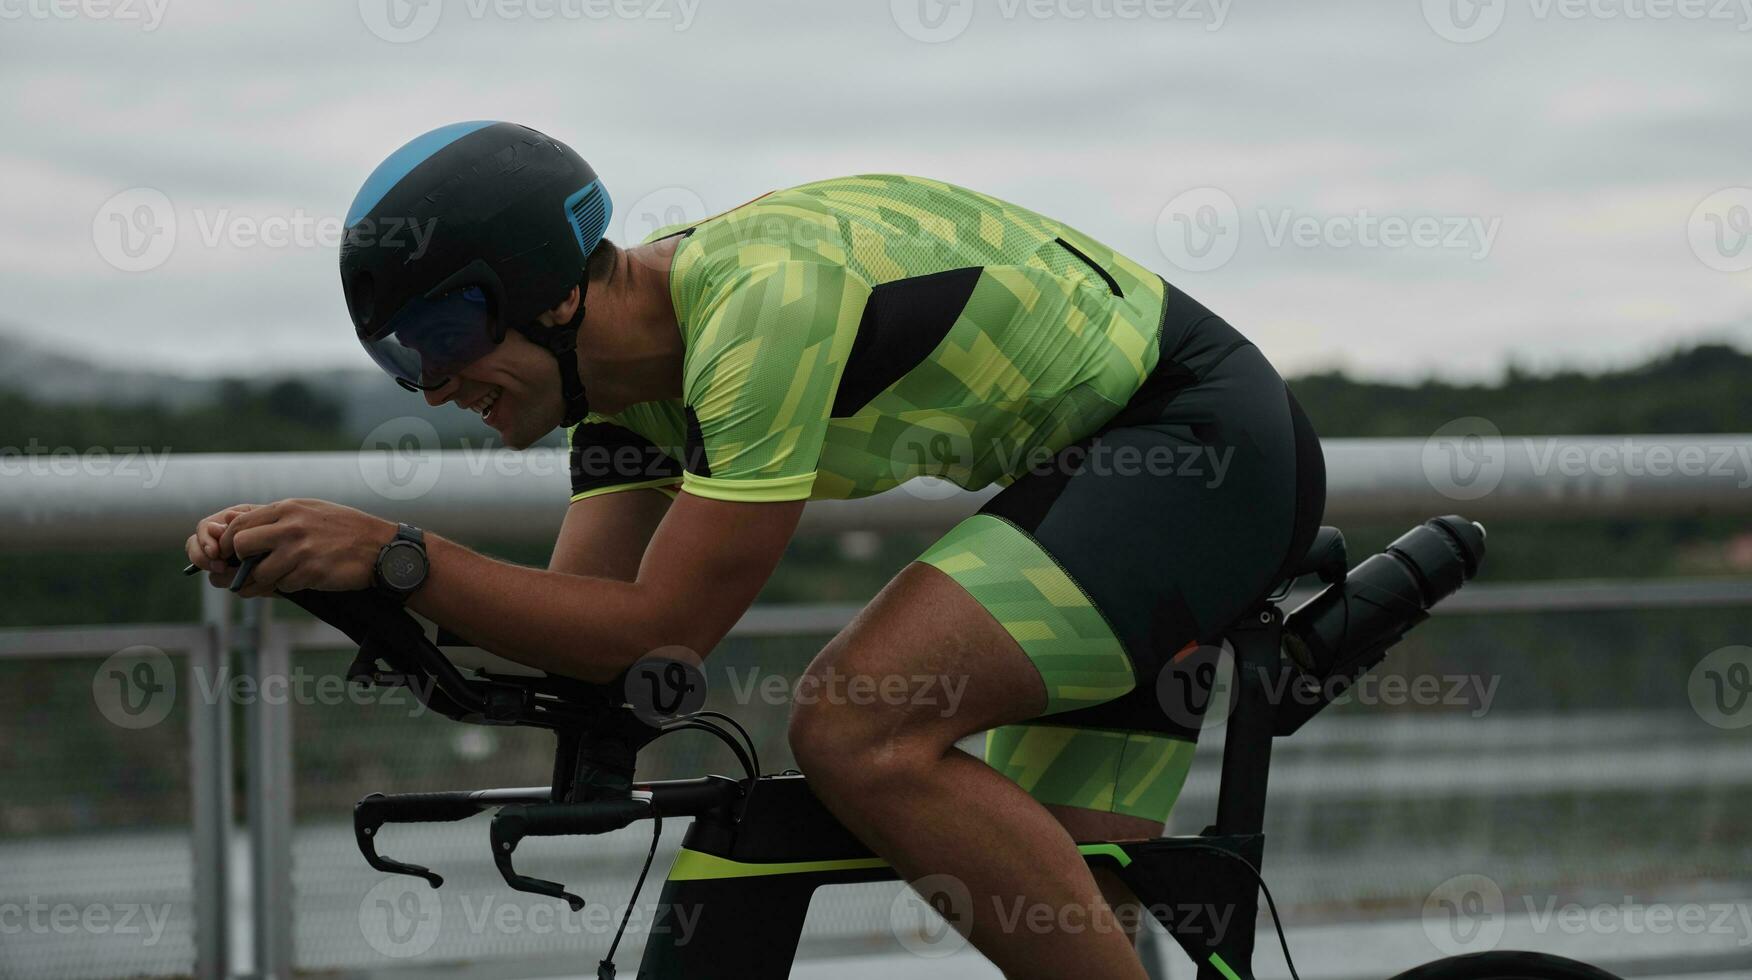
[679,261,870,503]
[567,404,687,502]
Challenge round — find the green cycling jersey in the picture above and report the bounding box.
[567,173,1170,504]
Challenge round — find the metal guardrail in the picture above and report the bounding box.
[3,435,1750,550]
[6,575,1751,979]
[0,593,235,980]
[3,438,1750,978]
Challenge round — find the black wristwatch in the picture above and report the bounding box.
[372,524,429,603]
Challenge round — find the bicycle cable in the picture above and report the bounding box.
[693,709,761,778]
[596,810,663,980]
[1175,842,1301,980]
[579,718,752,978]
[654,719,757,784]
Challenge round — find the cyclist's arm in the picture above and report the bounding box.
[408,493,800,682]
[408,259,862,681]
[548,489,672,580]
[551,411,685,579]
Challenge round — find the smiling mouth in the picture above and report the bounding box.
[466,386,503,423]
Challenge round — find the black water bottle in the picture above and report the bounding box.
[1284,515,1487,677]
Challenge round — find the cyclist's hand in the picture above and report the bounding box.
[215,499,395,598]
[186,504,262,586]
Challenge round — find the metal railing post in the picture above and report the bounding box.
[190,585,233,980]
[245,599,296,979]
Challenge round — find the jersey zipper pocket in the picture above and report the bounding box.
[1053,237,1124,298]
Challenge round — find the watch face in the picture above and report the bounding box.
[380,541,428,591]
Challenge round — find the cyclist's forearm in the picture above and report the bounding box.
[403,494,798,682]
[407,534,668,682]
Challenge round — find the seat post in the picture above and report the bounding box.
[1212,603,1283,838]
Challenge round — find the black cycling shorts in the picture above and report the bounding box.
[917,284,1325,819]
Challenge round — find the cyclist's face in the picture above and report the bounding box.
[424,330,565,450]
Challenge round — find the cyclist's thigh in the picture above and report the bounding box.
[798,558,1055,747]
[923,317,1321,824]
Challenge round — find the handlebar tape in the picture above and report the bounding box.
[356,792,492,824]
[496,800,651,839]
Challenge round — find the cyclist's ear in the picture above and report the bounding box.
[535,286,581,328]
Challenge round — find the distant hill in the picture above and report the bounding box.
[1290,343,1751,437]
[0,327,1746,447]
[0,330,216,409]
[0,329,541,447]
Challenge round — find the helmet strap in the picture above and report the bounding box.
[513,275,592,427]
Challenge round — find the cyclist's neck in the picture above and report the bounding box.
[574,236,685,415]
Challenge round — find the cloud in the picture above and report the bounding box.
[1,0,1749,380]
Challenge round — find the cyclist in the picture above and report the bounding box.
[185,121,1324,979]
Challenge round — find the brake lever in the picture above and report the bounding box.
[354,791,506,889]
[490,800,652,911]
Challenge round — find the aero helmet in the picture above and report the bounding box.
[339,120,613,424]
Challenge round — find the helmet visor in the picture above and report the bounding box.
[360,286,497,391]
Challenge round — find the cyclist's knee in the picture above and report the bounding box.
[787,683,936,795]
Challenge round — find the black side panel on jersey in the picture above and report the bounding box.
[682,406,712,478]
[830,266,983,418]
[569,422,682,496]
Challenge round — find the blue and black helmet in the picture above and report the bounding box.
[339,121,612,419]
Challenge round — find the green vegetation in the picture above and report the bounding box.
[0,379,346,455]
[1291,343,1751,437]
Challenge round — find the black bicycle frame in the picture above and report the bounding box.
[288,516,1499,979]
[326,593,1294,980]
[629,604,1288,980]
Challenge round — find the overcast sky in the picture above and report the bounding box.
[2,0,1749,382]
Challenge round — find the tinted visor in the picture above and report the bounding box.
[360,286,497,391]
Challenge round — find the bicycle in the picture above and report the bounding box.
[256,515,1622,980]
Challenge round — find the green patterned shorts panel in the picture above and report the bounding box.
[918,513,1135,714]
[919,513,1194,822]
[983,723,1196,822]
